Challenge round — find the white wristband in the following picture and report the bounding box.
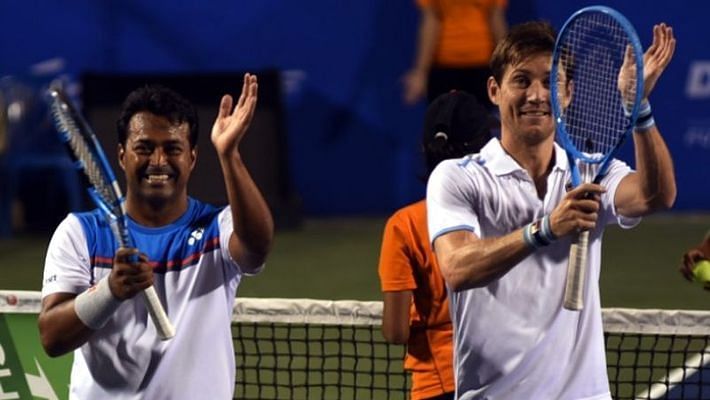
[74,276,122,330]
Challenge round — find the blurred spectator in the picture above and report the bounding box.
[402,0,507,108]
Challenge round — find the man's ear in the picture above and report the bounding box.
[564,80,574,109]
[487,76,500,106]
[118,144,125,171]
[190,146,198,171]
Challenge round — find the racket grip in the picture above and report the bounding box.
[142,286,175,340]
[563,230,590,311]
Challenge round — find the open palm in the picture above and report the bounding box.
[211,73,258,156]
[618,23,676,104]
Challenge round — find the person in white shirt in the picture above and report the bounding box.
[38,74,274,399]
[427,21,676,399]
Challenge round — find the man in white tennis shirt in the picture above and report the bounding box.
[427,21,676,399]
[38,74,273,399]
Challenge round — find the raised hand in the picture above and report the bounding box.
[618,23,676,104]
[211,73,258,157]
[640,24,676,101]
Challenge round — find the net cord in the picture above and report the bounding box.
[3,291,709,336]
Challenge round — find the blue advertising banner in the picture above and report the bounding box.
[0,0,706,214]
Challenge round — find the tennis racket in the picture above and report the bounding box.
[550,6,644,311]
[48,87,176,340]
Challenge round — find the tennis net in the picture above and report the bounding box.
[2,292,709,399]
[232,298,408,400]
[603,308,710,399]
[232,299,710,400]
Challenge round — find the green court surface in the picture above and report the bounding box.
[1,213,709,309]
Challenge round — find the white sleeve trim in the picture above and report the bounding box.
[602,160,641,229]
[431,225,478,247]
[427,160,482,244]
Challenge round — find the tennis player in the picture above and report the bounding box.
[427,22,676,399]
[38,75,273,399]
[378,91,492,400]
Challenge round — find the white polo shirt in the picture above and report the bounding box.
[427,138,639,400]
[42,198,260,400]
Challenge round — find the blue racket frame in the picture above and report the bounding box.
[551,5,645,188]
[49,88,137,260]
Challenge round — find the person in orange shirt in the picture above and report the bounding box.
[378,91,492,399]
[402,0,508,107]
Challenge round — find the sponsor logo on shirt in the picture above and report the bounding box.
[187,228,204,246]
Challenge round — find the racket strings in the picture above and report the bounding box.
[557,12,637,160]
[49,99,121,214]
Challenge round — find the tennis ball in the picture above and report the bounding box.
[692,259,710,284]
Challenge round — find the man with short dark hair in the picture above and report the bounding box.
[38,74,273,399]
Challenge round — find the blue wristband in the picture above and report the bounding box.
[524,216,559,250]
[525,219,553,249]
[624,100,651,118]
[541,215,557,242]
[635,115,655,131]
[634,101,655,131]
[637,101,651,118]
[523,222,539,249]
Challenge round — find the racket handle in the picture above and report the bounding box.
[142,286,175,340]
[563,230,590,311]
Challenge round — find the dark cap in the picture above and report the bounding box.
[422,91,493,175]
[423,90,491,149]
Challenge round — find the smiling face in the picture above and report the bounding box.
[119,111,196,209]
[488,52,559,146]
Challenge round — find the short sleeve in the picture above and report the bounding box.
[42,214,92,297]
[599,158,641,229]
[218,207,264,276]
[426,159,480,246]
[378,212,417,292]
